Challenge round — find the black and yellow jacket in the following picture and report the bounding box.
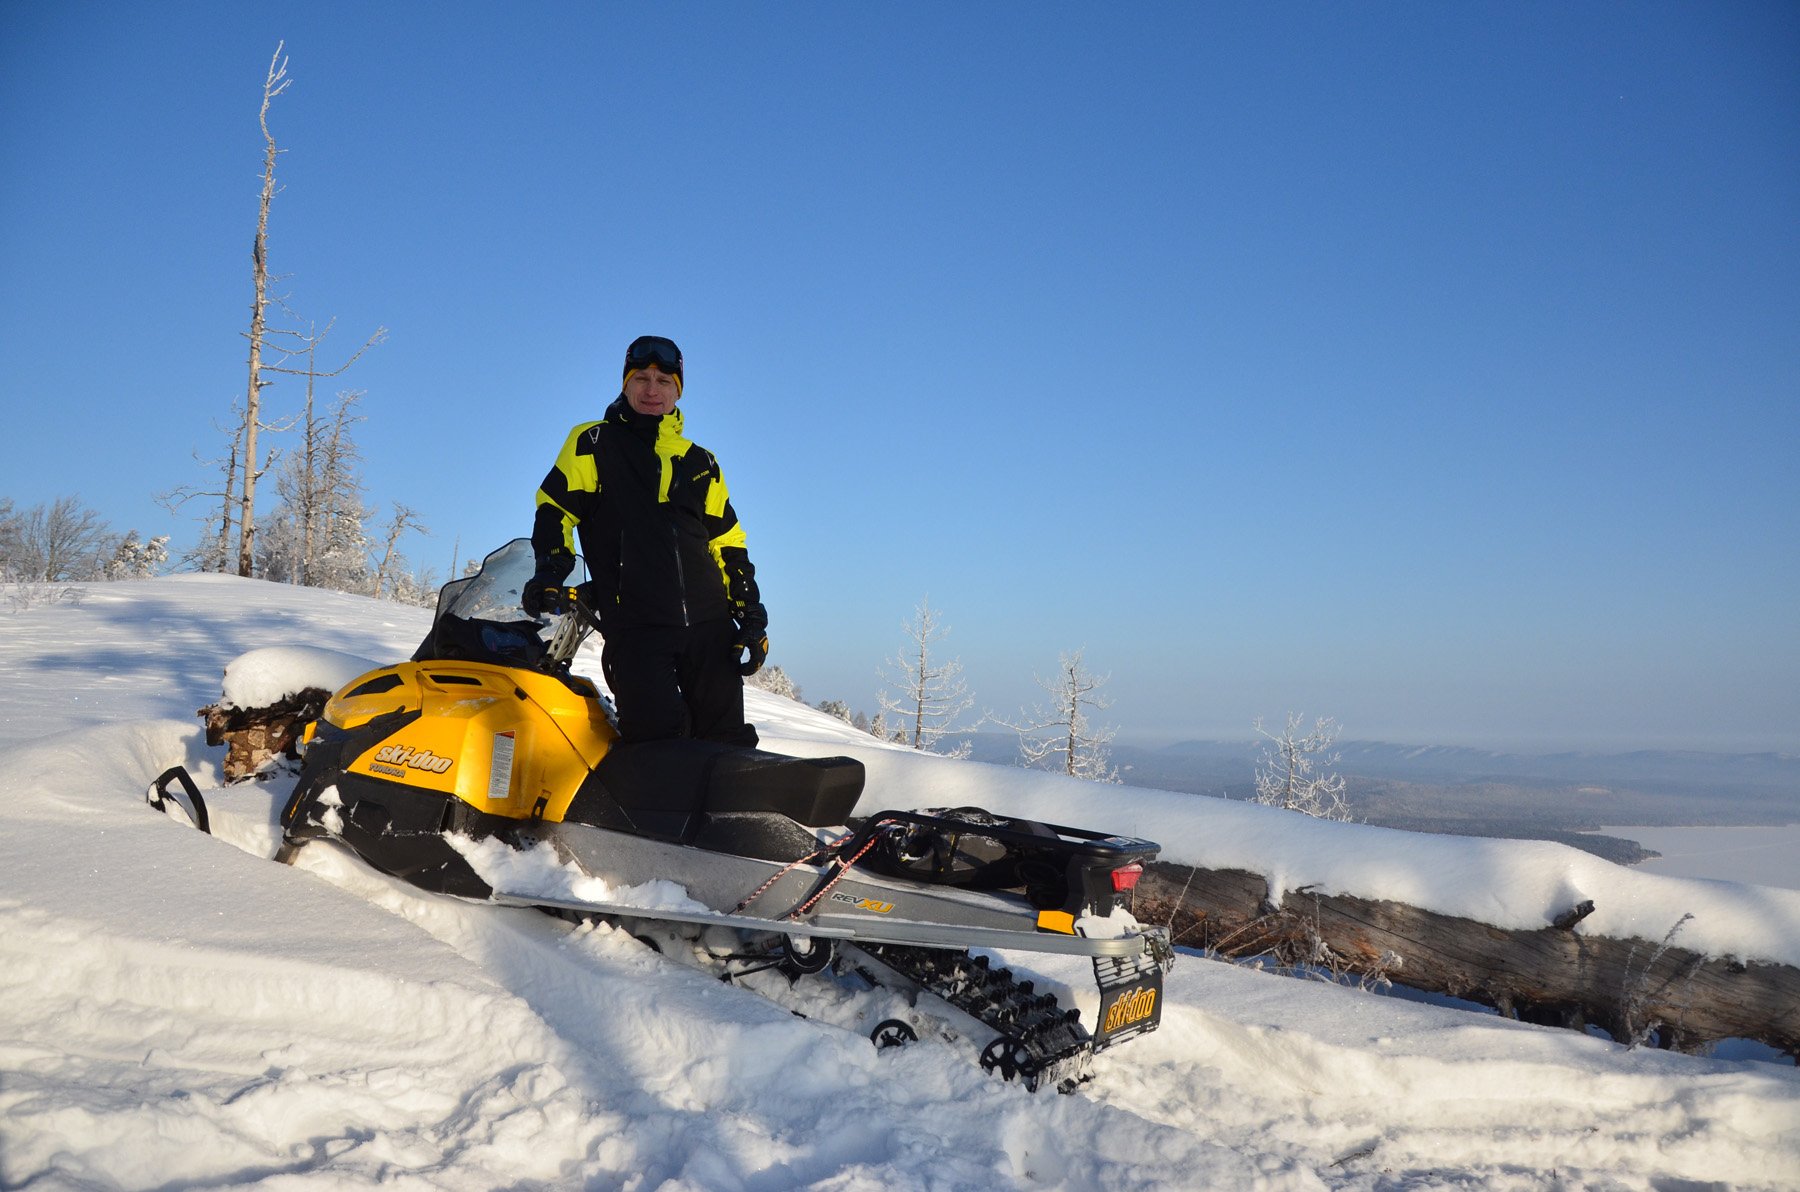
[532,396,758,630]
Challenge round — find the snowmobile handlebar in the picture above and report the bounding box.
[543,588,606,669]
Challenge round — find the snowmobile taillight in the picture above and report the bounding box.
[1111,863,1144,893]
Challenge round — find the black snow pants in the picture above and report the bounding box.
[600,617,759,748]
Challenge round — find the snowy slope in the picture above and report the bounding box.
[2,576,1797,1191]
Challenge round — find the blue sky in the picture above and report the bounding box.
[3,2,1796,752]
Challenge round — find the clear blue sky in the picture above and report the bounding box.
[3,2,1796,753]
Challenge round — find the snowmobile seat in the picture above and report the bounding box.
[705,747,865,823]
[566,738,865,844]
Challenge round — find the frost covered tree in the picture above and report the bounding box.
[267,331,383,579]
[6,497,113,582]
[815,699,853,723]
[877,598,974,757]
[276,384,363,586]
[313,500,372,592]
[1000,649,1119,782]
[257,389,380,592]
[383,560,440,607]
[248,341,381,587]
[1253,713,1354,821]
[0,499,20,575]
[104,531,171,579]
[747,664,800,700]
[308,394,370,587]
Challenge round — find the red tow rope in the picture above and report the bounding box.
[730,820,898,919]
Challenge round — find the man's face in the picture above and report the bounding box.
[624,366,681,416]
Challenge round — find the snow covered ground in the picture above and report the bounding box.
[3,575,1798,1190]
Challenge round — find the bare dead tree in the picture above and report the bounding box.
[233,45,385,581]
[237,42,290,578]
[215,433,239,571]
[877,597,975,757]
[370,503,426,600]
[998,648,1120,782]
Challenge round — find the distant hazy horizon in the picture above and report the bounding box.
[1020,726,1798,760]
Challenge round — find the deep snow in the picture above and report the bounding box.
[2,575,1797,1190]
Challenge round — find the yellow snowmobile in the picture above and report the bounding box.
[276,540,1172,1090]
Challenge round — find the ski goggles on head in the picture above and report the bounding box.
[624,336,683,375]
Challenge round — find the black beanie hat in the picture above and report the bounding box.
[623,335,683,393]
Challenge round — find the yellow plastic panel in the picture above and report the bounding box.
[327,661,617,824]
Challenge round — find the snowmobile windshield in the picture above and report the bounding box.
[412,539,561,668]
[438,539,537,623]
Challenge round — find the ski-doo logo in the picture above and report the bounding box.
[372,744,454,775]
[829,893,894,914]
[1101,986,1157,1033]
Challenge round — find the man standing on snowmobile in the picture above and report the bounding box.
[525,334,767,747]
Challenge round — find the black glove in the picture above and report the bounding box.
[527,582,574,617]
[522,552,574,617]
[733,602,769,676]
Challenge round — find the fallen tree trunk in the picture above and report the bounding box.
[1134,861,1800,1060]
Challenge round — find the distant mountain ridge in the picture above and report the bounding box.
[1156,738,1800,797]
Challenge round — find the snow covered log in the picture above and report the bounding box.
[1135,861,1800,1060]
[200,687,331,780]
[198,646,380,780]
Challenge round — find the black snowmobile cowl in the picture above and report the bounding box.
[275,539,1173,1091]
